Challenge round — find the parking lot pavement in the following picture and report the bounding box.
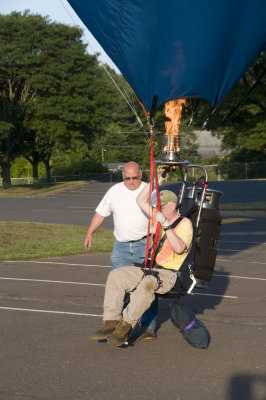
[1,217,266,400]
[0,183,114,228]
[1,180,266,228]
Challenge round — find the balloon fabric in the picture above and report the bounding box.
[67,0,266,113]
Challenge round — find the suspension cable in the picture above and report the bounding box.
[60,0,147,132]
[139,101,162,270]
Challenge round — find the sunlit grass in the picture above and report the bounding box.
[0,222,114,261]
[222,218,254,224]
[0,181,87,197]
[220,201,266,211]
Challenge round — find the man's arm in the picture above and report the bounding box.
[165,228,188,254]
[83,212,105,251]
[136,183,152,217]
[156,212,192,254]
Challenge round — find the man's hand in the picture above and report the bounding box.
[83,231,93,252]
[83,212,105,252]
[157,165,169,186]
[156,211,171,229]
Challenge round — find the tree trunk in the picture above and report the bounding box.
[25,152,39,184]
[0,156,12,188]
[32,162,39,184]
[31,151,40,184]
[43,156,51,183]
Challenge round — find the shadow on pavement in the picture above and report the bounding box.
[155,269,230,332]
[227,373,266,400]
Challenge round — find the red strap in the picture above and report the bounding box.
[139,102,161,270]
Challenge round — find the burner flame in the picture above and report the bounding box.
[165,99,186,136]
[163,99,186,156]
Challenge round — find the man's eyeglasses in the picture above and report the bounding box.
[123,176,140,181]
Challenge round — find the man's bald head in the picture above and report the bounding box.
[122,161,142,191]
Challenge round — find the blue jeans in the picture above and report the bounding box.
[110,238,158,331]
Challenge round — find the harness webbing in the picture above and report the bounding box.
[139,102,161,271]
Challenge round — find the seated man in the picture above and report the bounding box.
[89,184,193,346]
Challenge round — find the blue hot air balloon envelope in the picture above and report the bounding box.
[67,0,266,114]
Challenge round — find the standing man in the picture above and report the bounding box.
[84,161,157,338]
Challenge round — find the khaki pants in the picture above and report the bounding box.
[103,266,177,327]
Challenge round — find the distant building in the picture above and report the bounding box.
[105,163,126,172]
[195,130,228,159]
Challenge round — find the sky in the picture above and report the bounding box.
[0,0,119,71]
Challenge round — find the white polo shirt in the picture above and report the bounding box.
[96,181,149,242]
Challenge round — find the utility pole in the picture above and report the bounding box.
[101,147,106,165]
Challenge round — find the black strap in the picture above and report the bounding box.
[153,215,184,259]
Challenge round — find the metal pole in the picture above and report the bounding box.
[102,148,106,166]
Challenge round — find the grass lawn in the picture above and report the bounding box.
[0,181,87,197]
[0,222,114,261]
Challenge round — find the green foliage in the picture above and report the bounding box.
[10,157,32,178]
[8,152,107,178]
[201,52,266,161]
[90,67,152,168]
[9,157,46,178]
[51,152,107,176]
[0,11,103,184]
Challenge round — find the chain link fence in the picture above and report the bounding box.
[200,162,266,181]
[1,162,266,186]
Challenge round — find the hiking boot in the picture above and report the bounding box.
[88,320,119,340]
[143,328,157,340]
[107,317,132,347]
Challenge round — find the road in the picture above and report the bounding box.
[0,182,266,400]
[0,180,265,228]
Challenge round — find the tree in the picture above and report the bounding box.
[195,52,266,161]
[0,12,35,187]
[0,11,99,184]
[89,67,151,167]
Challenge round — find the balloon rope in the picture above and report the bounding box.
[139,102,161,270]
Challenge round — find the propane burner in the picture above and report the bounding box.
[162,99,185,162]
[162,134,181,162]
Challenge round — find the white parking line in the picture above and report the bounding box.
[0,306,102,317]
[32,209,93,213]
[4,261,111,268]
[193,293,238,299]
[59,194,103,197]
[0,276,237,299]
[5,258,266,268]
[218,248,266,253]
[220,240,266,245]
[67,191,106,194]
[0,277,105,286]
[213,273,266,281]
[68,211,94,213]
[67,206,95,209]
[32,209,59,212]
[2,271,264,283]
[216,258,266,265]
